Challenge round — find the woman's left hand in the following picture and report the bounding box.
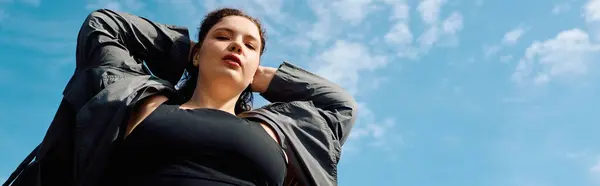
[251,66,277,93]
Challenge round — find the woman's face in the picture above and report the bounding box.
[194,16,262,95]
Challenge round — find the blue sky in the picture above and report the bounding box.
[1,0,600,185]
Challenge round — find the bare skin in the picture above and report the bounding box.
[124,16,287,161]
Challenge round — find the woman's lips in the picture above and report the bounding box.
[222,54,241,68]
[223,59,241,68]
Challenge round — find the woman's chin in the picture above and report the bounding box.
[210,69,243,83]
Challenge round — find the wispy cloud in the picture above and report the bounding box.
[202,0,286,22]
[345,103,402,151]
[378,0,463,58]
[503,27,527,45]
[387,0,409,21]
[305,1,335,45]
[552,2,571,14]
[442,12,463,35]
[309,40,400,151]
[331,0,377,25]
[385,22,417,58]
[566,149,592,160]
[301,0,381,47]
[418,0,446,25]
[385,22,413,45]
[482,26,528,59]
[482,44,500,58]
[416,0,463,51]
[381,1,418,58]
[590,159,600,181]
[417,0,445,50]
[585,0,600,22]
[512,29,600,85]
[312,40,387,95]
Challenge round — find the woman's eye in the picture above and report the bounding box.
[245,44,256,50]
[216,36,229,40]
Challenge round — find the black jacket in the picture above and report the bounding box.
[4,9,357,186]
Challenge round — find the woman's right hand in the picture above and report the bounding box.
[251,66,277,93]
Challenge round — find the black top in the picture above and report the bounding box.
[108,103,287,186]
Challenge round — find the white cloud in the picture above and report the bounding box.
[512,29,600,85]
[310,41,400,152]
[157,0,288,39]
[19,0,39,7]
[503,27,527,45]
[585,0,600,22]
[246,0,284,18]
[418,0,446,25]
[591,159,600,178]
[347,103,401,148]
[552,3,570,14]
[584,0,600,41]
[311,40,387,95]
[386,1,409,21]
[414,0,463,52]
[482,26,528,59]
[385,22,418,58]
[306,2,334,44]
[418,26,440,49]
[303,0,380,46]
[203,0,285,21]
[385,22,413,45]
[442,11,463,35]
[566,149,592,159]
[332,0,376,24]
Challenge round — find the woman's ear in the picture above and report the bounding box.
[193,53,200,67]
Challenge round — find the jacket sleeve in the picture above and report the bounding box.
[258,62,357,145]
[75,9,191,84]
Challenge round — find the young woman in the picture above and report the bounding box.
[108,8,287,186]
[4,8,356,186]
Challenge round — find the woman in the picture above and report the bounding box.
[108,8,287,186]
[4,7,356,186]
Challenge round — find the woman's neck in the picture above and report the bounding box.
[182,83,238,115]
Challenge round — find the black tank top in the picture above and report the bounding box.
[108,103,287,186]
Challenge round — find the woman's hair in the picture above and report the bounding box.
[177,8,267,114]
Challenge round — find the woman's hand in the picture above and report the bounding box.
[251,66,277,93]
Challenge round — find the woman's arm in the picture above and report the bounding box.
[251,62,357,144]
[74,9,192,84]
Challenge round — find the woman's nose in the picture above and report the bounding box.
[228,42,242,53]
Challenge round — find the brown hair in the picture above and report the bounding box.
[178,8,267,114]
